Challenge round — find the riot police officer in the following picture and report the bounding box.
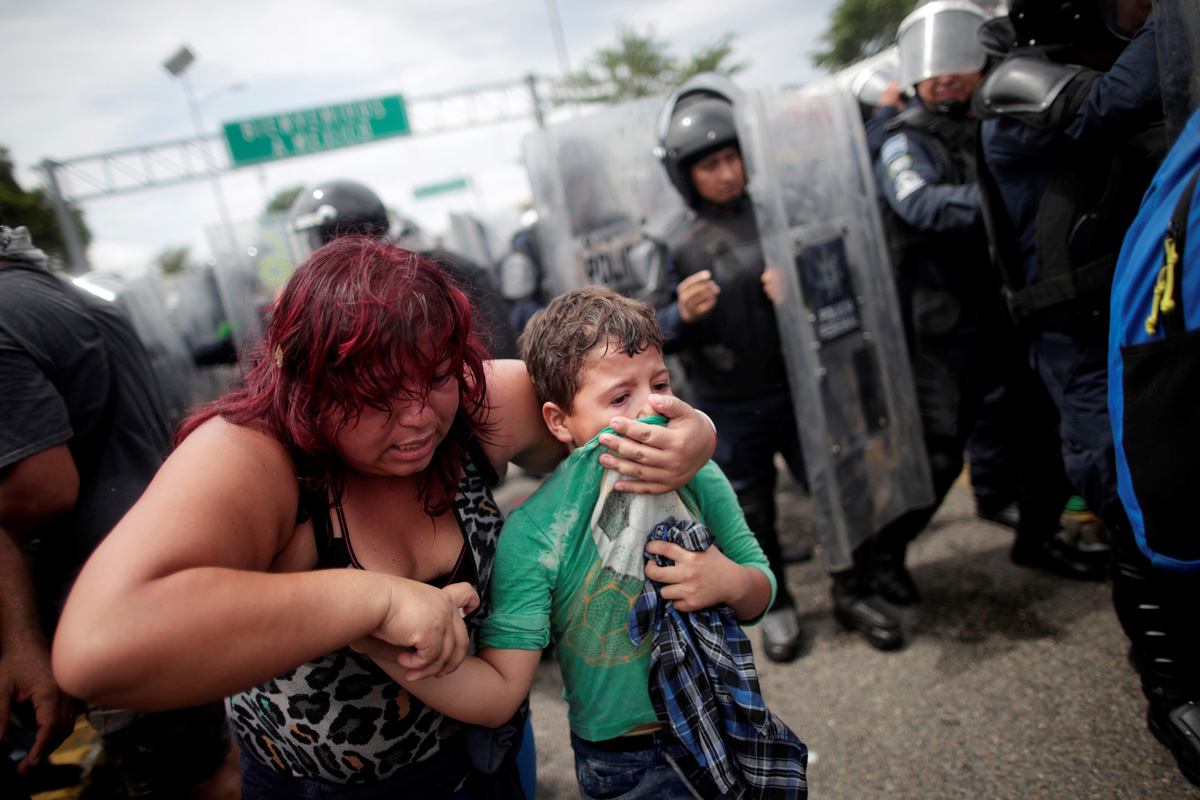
[497,219,548,335]
[975,0,1160,527]
[869,0,1100,605]
[654,76,900,658]
[288,178,519,359]
[974,0,1200,784]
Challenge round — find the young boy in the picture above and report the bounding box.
[360,285,805,798]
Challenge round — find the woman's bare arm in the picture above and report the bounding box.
[52,419,476,711]
[478,360,569,476]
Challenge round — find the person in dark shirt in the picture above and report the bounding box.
[0,221,238,797]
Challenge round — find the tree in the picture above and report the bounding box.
[266,185,304,215]
[155,245,190,275]
[0,147,91,271]
[811,0,918,70]
[556,27,748,105]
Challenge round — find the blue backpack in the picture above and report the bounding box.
[1110,107,1200,574]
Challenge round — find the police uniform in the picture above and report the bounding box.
[978,13,1163,524]
[871,100,1072,591]
[657,198,802,620]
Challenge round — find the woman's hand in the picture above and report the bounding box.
[598,394,717,494]
[370,581,479,680]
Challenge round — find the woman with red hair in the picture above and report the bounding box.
[51,236,716,798]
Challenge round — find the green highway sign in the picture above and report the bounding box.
[223,95,409,167]
[412,177,470,199]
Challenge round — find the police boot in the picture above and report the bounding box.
[1145,686,1200,788]
[831,561,903,651]
[1010,535,1107,581]
[1112,526,1200,787]
[759,605,803,663]
[873,540,920,606]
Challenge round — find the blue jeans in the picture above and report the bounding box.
[570,731,706,800]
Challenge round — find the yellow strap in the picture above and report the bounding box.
[1146,235,1181,335]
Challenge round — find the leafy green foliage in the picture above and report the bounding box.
[155,245,190,275]
[266,185,305,214]
[556,27,748,105]
[812,0,918,69]
[0,147,91,270]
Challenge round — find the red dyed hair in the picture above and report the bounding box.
[177,236,492,515]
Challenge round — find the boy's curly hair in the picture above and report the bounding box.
[518,285,665,412]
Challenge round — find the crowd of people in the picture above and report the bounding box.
[2,0,1197,796]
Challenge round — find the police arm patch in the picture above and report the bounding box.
[880,133,907,164]
[893,170,925,201]
[886,153,913,178]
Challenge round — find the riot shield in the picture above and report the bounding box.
[71,271,230,424]
[736,88,933,570]
[1156,0,1200,147]
[798,47,901,110]
[206,212,296,354]
[448,212,496,269]
[521,98,686,303]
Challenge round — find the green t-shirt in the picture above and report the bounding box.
[478,419,775,742]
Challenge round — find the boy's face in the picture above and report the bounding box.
[543,342,673,448]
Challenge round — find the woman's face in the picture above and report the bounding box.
[331,367,460,479]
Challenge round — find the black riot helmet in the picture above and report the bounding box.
[655,72,744,207]
[998,0,1138,58]
[288,179,390,256]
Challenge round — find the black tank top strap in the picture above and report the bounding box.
[305,487,354,570]
[432,540,474,588]
[464,434,500,487]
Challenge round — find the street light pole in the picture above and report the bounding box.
[163,45,246,347]
[162,45,240,261]
[544,0,572,79]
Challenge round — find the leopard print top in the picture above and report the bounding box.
[225,458,503,783]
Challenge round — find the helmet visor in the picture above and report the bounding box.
[898,1,989,88]
[286,202,337,261]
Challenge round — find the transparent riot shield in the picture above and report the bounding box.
[1156,0,1200,146]
[70,271,230,424]
[798,47,900,109]
[521,97,685,302]
[448,212,496,269]
[737,88,933,570]
[206,212,296,355]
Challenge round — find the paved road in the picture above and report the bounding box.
[496,471,1199,799]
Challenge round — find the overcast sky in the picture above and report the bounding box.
[5,0,839,275]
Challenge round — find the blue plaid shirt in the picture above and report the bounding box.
[628,519,808,799]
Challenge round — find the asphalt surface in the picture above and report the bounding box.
[494,469,1200,800]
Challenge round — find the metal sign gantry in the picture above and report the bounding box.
[42,76,553,273]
